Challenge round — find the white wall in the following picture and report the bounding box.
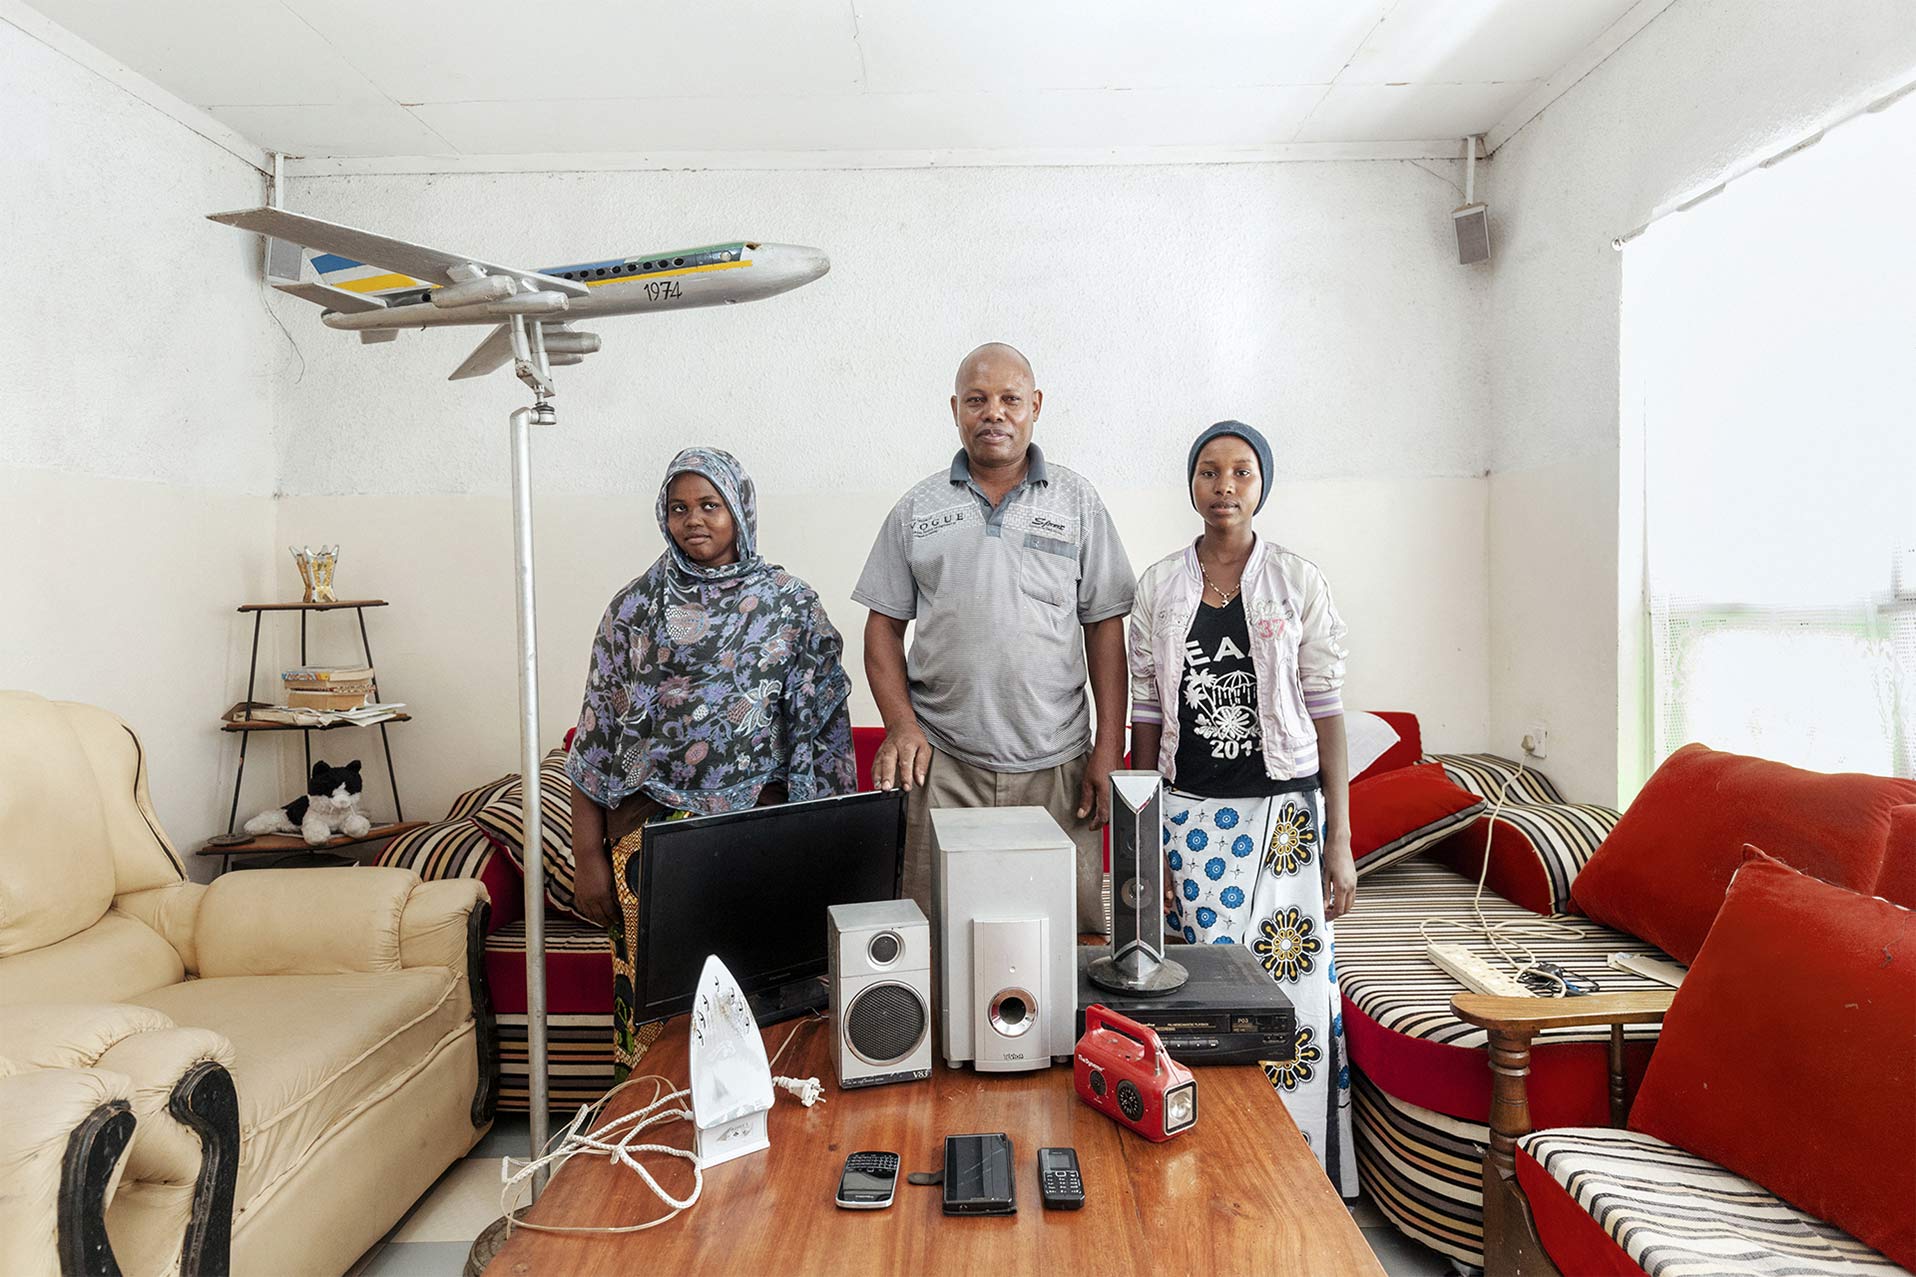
[273,161,1492,819]
[0,13,281,878]
[1483,0,1916,803]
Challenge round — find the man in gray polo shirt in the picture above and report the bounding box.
[854,342,1135,934]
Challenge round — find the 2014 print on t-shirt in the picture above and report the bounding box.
[1183,631,1259,760]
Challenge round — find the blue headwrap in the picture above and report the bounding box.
[1187,420,1274,515]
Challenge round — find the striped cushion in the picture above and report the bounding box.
[445,774,517,821]
[1337,860,1673,1051]
[376,817,496,881]
[1517,1128,1910,1276]
[1435,801,1623,916]
[472,748,579,917]
[1427,753,1565,805]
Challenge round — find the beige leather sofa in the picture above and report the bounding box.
[0,1050,138,1275]
[0,692,497,1276]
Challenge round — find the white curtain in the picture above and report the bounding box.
[1625,94,1916,778]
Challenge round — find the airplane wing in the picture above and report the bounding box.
[450,324,515,381]
[272,280,388,313]
[207,207,590,298]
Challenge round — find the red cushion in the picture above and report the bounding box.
[476,849,524,933]
[1571,744,1916,962]
[1349,763,1482,866]
[852,725,884,792]
[1627,852,1916,1270]
[1877,805,1916,908]
[1353,710,1424,783]
[486,935,612,1015]
[1434,824,1554,916]
[1514,1147,1648,1277]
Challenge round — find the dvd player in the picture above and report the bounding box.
[1075,943,1295,1066]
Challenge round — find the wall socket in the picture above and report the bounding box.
[1521,724,1549,760]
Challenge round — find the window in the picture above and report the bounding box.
[1625,94,1915,778]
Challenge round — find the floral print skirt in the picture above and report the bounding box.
[1163,785,1355,1195]
[606,815,689,1082]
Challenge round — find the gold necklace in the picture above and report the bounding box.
[1199,561,1241,605]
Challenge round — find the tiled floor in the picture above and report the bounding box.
[349,1115,1461,1276]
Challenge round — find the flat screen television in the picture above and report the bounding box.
[633,788,906,1026]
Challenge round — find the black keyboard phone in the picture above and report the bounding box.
[943,1133,1016,1216]
[835,1150,900,1210]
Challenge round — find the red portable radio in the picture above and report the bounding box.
[1073,1004,1198,1142]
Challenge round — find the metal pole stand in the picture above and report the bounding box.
[507,316,557,1197]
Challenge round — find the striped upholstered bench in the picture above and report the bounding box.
[1334,769,1661,1269]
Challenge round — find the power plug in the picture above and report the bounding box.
[1521,724,1548,760]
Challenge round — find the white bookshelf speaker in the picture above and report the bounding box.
[828,900,933,1088]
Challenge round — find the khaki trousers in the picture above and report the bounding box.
[901,748,1112,938]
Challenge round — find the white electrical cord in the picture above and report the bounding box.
[498,1013,824,1236]
[1419,757,1583,996]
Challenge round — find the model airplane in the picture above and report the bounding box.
[207,207,829,381]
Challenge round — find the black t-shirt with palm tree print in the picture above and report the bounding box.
[1173,596,1314,798]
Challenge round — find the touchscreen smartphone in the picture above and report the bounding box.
[942,1132,1016,1216]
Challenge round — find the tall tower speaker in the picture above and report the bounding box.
[1089,770,1188,994]
[828,900,932,1088]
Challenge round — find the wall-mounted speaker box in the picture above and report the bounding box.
[828,900,932,1088]
[931,806,1077,1072]
[1454,202,1491,264]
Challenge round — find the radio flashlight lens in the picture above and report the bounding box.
[1165,1083,1197,1132]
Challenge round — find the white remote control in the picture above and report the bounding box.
[1426,942,1531,997]
[1606,952,1687,988]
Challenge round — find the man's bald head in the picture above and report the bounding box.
[951,342,1042,475]
[955,342,1035,394]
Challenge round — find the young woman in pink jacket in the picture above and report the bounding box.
[1127,420,1356,1192]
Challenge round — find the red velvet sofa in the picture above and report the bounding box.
[1336,738,1916,1270]
[1455,842,1914,1276]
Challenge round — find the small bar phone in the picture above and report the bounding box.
[835,1150,900,1210]
[1037,1146,1085,1210]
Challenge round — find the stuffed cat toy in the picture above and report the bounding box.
[245,759,372,846]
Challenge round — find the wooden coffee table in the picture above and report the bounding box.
[485,1013,1382,1274]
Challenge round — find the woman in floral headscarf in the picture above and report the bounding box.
[567,446,856,1078]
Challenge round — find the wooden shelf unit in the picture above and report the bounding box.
[220,599,411,868]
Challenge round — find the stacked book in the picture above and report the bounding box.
[282,665,375,710]
[224,700,407,728]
